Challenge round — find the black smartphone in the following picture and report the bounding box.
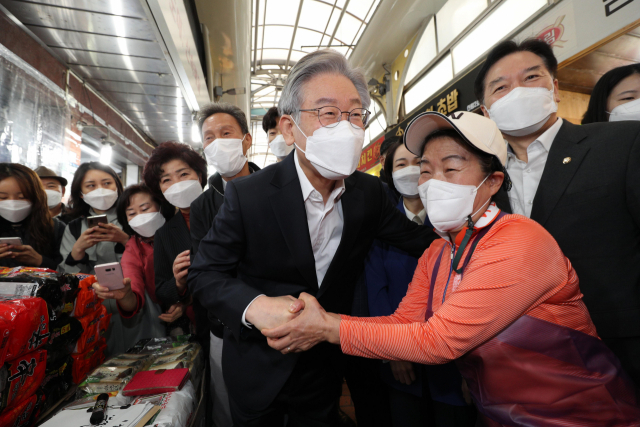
[87,214,108,228]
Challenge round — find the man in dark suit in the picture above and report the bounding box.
[189,102,261,427]
[188,49,436,426]
[476,39,640,387]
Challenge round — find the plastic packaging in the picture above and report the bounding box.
[0,348,47,413]
[0,296,49,361]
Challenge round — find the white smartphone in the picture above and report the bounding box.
[95,262,125,290]
[0,237,22,246]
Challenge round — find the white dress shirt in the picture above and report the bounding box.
[294,151,346,287]
[506,118,563,217]
[403,200,426,224]
[241,152,346,327]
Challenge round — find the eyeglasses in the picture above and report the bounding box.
[299,106,371,128]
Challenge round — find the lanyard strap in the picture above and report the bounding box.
[426,211,507,320]
[425,244,447,320]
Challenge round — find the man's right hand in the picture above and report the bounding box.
[245,295,305,331]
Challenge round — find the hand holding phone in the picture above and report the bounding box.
[87,214,108,228]
[95,262,125,290]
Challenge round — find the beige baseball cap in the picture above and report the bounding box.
[404,111,507,166]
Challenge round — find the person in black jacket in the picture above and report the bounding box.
[189,102,260,427]
[142,141,209,336]
[0,163,64,269]
[476,39,640,389]
[188,49,436,426]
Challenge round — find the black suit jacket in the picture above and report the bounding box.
[188,153,435,412]
[190,163,260,339]
[499,120,640,338]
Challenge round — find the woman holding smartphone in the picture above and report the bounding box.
[143,142,208,334]
[92,184,174,352]
[0,163,65,269]
[59,162,129,275]
[59,162,129,355]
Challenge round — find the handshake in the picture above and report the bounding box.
[245,293,341,354]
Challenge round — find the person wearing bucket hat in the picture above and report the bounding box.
[262,111,640,426]
[34,165,74,224]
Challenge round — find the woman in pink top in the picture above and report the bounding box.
[93,184,176,349]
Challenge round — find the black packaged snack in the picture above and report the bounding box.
[47,317,83,354]
[0,269,80,321]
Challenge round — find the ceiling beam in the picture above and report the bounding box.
[285,0,304,70]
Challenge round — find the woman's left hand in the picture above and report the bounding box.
[262,292,341,354]
[11,245,43,266]
[93,223,130,245]
[159,303,185,323]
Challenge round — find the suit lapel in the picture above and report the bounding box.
[530,121,590,226]
[269,156,318,289]
[317,176,364,299]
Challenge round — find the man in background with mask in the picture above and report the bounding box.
[477,39,640,389]
[188,102,261,427]
[34,166,73,224]
[263,106,293,162]
[188,49,435,426]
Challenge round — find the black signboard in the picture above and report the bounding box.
[384,60,485,141]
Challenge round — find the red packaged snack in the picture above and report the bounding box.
[71,338,107,384]
[0,393,37,427]
[0,349,47,414]
[0,297,49,362]
[71,275,100,318]
[74,305,108,354]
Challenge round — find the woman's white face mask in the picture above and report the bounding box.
[162,179,202,209]
[82,188,118,211]
[609,97,640,122]
[0,200,32,223]
[128,212,166,237]
[392,166,420,198]
[418,175,491,233]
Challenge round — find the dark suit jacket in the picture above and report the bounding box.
[498,120,640,338]
[190,163,260,340]
[188,153,436,412]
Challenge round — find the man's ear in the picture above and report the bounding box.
[553,78,561,104]
[243,133,253,155]
[481,104,490,118]
[280,115,296,146]
[61,186,66,197]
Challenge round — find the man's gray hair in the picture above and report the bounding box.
[196,102,249,135]
[278,49,371,121]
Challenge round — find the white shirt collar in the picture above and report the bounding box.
[403,199,426,223]
[507,118,563,160]
[221,178,227,190]
[294,151,345,202]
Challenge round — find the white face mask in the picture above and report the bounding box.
[392,166,420,199]
[0,200,32,223]
[487,84,558,137]
[162,179,202,209]
[83,188,118,211]
[293,119,365,180]
[44,189,62,209]
[609,97,640,122]
[128,212,166,238]
[204,135,248,177]
[270,134,293,160]
[418,176,490,233]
